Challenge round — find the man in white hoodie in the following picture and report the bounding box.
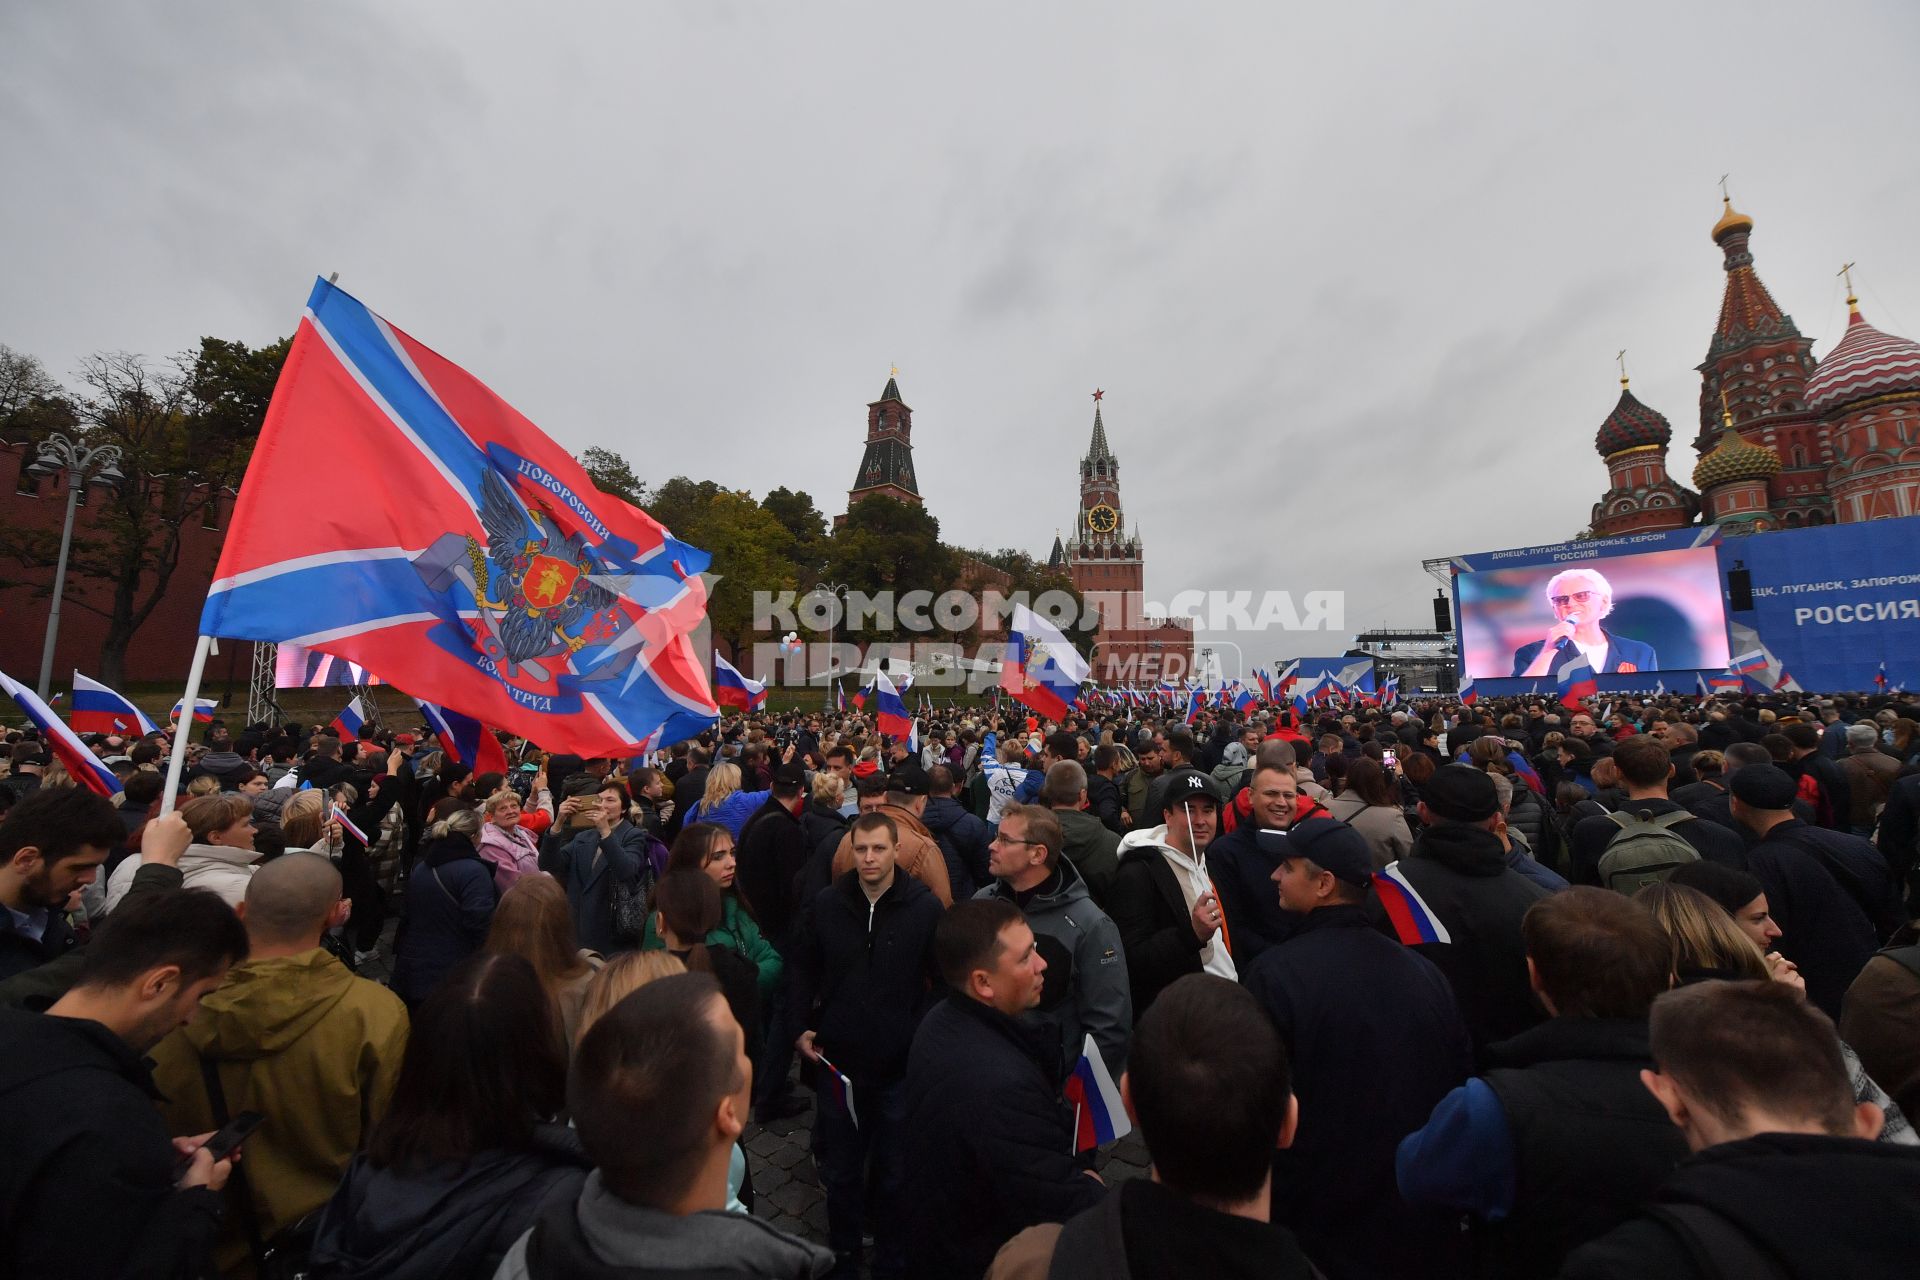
[1109,770,1234,1016]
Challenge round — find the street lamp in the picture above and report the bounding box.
[28,433,125,698]
[809,582,850,712]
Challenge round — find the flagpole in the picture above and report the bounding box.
[159,634,216,816]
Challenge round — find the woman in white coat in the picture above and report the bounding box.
[105,792,262,912]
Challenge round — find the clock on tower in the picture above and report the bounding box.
[1087,503,1118,533]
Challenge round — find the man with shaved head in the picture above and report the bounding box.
[147,853,410,1273]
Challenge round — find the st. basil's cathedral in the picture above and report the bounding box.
[1590,197,1920,536]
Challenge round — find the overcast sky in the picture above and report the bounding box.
[6,1,1918,672]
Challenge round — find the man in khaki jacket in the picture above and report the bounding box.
[831,767,953,906]
[149,852,409,1275]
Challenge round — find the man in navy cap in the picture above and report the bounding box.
[1244,817,1473,1278]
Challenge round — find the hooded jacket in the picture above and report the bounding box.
[1394,822,1553,1055]
[1560,1133,1920,1280]
[975,860,1131,1077]
[495,1169,835,1280]
[104,840,261,913]
[1110,826,1229,1014]
[921,794,992,900]
[308,1123,589,1280]
[0,1008,225,1279]
[146,947,410,1274]
[639,889,783,1000]
[829,805,953,905]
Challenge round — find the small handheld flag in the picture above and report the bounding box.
[71,672,160,737]
[1458,676,1477,706]
[172,696,219,724]
[713,654,768,711]
[875,671,912,740]
[815,1051,858,1129]
[1062,1032,1132,1153]
[331,805,371,848]
[331,695,367,742]
[415,699,510,775]
[0,668,123,798]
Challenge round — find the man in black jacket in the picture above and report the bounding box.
[988,975,1318,1280]
[1730,765,1890,1018]
[1204,763,1306,970]
[0,787,129,983]
[1245,819,1473,1279]
[1563,979,1920,1279]
[789,811,944,1280]
[734,764,813,1121]
[1396,765,1554,1055]
[922,763,991,899]
[903,899,1105,1280]
[1398,887,1686,1278]
[1,888,250,1278]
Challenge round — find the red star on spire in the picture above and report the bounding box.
[1091,388,1104,402]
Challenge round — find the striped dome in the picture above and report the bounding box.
[1594,386,1673,456]
[1693,431,1781,490]
[1806,306,1920,416]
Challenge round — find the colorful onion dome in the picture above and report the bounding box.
[1805,298,1920,416]
[1693,426,1781,490]
[1595,383,1674,457]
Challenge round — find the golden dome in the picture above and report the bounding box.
[1693,428,1780,490]
[1711,196,1754,242]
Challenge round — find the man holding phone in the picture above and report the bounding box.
[2,873,250,1279]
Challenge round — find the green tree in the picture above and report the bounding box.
[825,496,962,642]
[579,445,646,507]
[0,337,288,684]
[644,476,798,661]
[760,486,829,580]
[0,344,79,443]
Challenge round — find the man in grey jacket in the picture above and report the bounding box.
[974,803,1130,1078]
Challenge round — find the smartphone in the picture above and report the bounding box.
[1382,749,1398,768]
[518,762,540,772]
[174,1110,264,1178]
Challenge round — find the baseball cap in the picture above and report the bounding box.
[1420,764,1501,823]
[393,733,417,747]
[1274,817,1374,887]
[1728,763,1799,811]
[887,765,931,796]
[1159,769,1222,812]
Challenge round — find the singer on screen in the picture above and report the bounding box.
[1510,568,1658,677]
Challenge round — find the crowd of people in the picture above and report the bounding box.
[3,684,1919,1278]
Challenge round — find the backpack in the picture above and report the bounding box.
[1597,809,1700,894]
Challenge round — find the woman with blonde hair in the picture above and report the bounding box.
[477,788,542,894]
[485,873,600,1046]
[684,760,772,838]
[574,950,686,1044]
[1636,880,1915,1145]
[103,792,260,912]
[280,788,339,854]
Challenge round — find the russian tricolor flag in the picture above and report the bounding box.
[1707,673,1744,692]
[1061,1033,1132,1153]
[331,695,368,742]
[172,696,219,724]
[1000,603,1090,722]
[1373,863,1452,945]
[1458,676,1477,706]
[1184,685,1206,725]
[713,654,768,711]
[70,672,159,737]
[415,698,509,775]
[0,668,123,798]
[1875,660,1889,691]
[331,804,372,849]
[816,1051,858,1129]
[874,670,912,739]
[1554,654,1598,707]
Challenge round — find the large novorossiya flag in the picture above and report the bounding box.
[201,277,717,756]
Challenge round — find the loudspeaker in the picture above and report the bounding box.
[1433,594,1453,632]
[1727,568,1753,612]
